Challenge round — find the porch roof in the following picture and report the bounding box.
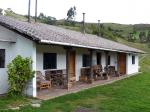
[0,15,144,53]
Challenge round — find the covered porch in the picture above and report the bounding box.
[37,74,129,100]
[35,44,138,98]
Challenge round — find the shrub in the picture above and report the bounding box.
[7,55,35,96]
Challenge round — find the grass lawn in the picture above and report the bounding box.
[1,72,149,112]
[1,41,150,112]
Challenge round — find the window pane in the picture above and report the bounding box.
[107,55,110,65]
[0,49,5,68]
[43,53,57,69]
[132,55,135,64]
[97,53,101,65]
[82,54,90,67]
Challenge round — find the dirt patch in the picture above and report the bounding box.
[74,107,96,112]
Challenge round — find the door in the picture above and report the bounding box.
[68,51,76,78]
[118,53,126,74]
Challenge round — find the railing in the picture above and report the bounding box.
[45,69,67,88]
[80,65,119,82]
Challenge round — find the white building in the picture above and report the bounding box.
[0,15,144,97]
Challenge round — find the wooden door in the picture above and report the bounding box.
[68,51,76,78]
[118,53,126,74]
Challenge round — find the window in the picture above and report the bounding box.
[82,54,90,67]
[132,55,135,64]
[43,53,57,69]
[107,55,111,65]
[97,53,101,65]
[0,49,5,68]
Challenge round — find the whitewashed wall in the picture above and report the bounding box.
[126,54,139,75]
[0,25,36,96]
[109,52,118,70]
[0,42,15,94]
[75,48,89,81]
[36,45,66,75]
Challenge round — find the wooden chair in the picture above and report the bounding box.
[92,65,103,80]
[103,66,119,79]
[36,71,51,90]
[80,67,90,82]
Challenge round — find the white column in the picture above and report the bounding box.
[92,51,97,65]
[32,43,37,97]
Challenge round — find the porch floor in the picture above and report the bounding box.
[37,74,131,100]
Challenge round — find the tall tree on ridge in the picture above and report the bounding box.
[67,6,76,21]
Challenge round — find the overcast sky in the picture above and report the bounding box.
[0,0,150,24]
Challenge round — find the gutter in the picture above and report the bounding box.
[0,39,16,43]
[40,40,142,54]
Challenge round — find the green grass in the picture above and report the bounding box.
[3,72,149,112]
[0,96,29,111]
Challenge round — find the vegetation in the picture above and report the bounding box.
[4,8,28,21]
[38,13,56,25]
[0,8,3,15]
[67,6,76,21]
[2,8,150,43]
[7,55,34,96]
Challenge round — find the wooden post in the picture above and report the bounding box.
[64,46,72,89]
[66,48,69,89]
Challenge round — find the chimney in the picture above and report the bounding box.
[82,13,85,34]
[35,0,37,22]
[28,0,31,22]
[98,20,100,36]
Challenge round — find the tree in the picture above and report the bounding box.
[38,12,45,19]
[4,8,15,16]
[67,6,76,21]
[0,8,3,15]
[147,31,150,42]
[38,13,56,25]
[139,31,146,43]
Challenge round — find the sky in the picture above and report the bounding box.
[0,0,150,24]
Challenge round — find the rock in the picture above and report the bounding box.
[74,107,95,112]
[10,107,20,110]
[31,103,41,108]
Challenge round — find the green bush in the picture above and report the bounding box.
[7,55,35,96]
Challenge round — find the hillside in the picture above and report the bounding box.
[1,9,150,49]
